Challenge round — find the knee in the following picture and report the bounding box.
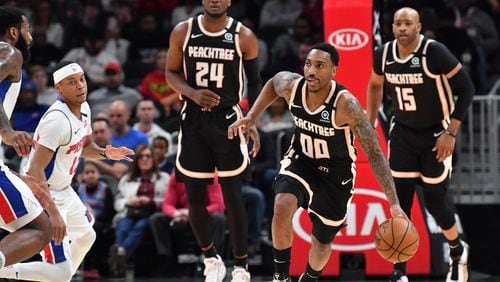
[46,261,73,282]
[80,229,97,249]
[311,237,331,255]
[273,194,297,220]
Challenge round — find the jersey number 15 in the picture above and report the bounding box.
[196,62,224,88]
[395,86,416,111]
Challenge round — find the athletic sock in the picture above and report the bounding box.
[273,247,291,279]
[234,255,248,269]
[202,243,217,258]
[448,236,463,258]
[298,262,322,281]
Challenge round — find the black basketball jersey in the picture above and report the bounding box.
[379,35,456,129]
[287,78,357,168]
[183,15,244,110]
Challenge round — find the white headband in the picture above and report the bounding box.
[53,63,84,84]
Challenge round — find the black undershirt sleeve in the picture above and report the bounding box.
[243,58,262,107]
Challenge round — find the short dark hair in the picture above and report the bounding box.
[92,117,110,127]
[0,6,24,34]
[153,136,169,146]
[310,42,340,66]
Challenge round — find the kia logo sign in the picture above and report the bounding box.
[328,28,369,51]
[292,188,389,251]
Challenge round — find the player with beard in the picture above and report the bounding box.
[229,43,406,282]
[165,0,261,281]
[0,6,52,270]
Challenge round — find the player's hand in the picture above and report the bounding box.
[47,208,67,245]
[2,130,33,156]
[432,133,455,163]
[246,126,261,158]
[228,115,255,139]
[191,89,220,110]
[20,174,51,209]
[390,204,408,219]
[105,145,135,162]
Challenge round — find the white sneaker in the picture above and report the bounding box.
[203,255,226,282]
[231,267,251,282]
[272,273,292,282]
[446,241,469,282]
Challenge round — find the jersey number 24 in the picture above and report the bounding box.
[196,62,224,88]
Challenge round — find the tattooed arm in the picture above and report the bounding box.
[228,71,301,138]
[336,92,405,217]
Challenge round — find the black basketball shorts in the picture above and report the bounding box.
[388,119,452,185]
[176,104,249,184]
[273,152,355,227]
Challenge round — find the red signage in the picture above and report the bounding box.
[288,0,431,277]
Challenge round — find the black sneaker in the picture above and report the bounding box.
[389,269,409,282]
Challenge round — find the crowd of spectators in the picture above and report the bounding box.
[1,0,499,279]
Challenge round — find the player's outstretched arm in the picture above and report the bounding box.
[228,71,300,138]
[82,136,134,162]
[336,93,406,218]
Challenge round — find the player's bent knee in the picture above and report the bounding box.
[312,222,341,245]
[273,194,298,218]
[26,212,52,247]
[311,236,331,254]
[81,228,97,248]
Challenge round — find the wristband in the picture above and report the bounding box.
[444,130,456,138]
[99,148,109,159]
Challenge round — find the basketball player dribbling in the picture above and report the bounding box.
[0,5,52,270]
[0,61,134,282]
[366,7,474,282]
[229,42,406,282]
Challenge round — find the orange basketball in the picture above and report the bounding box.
[374,217,419,263]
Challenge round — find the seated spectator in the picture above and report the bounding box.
[88,63,142,115]
[11,80,49,134]
[259,0,302,30]
[110,145,169,277]
[109,100,149,151]
[78,161,115,280]
[258,97,294,133]
[104,15,130,65]
[170,0,204,27]
[152,136,175,174]
[149,172,225,264]
[241,184,265,257]
[32,0,64,49]
[139,49,182,116]
[133,99,173,149]
[81,118,130,192]
[29,65,58,106]
[28,26,61,67]
[62,27,119,89]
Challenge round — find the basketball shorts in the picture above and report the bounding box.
[273,152,354,227]
[388,119,452,185]
[41,186,95,264]
[0,167,44,232]
[176,104,249,184]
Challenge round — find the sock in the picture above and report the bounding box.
[298,262,322,281]
[202,243,217,258]
[0,251,5,269]
[234,255,248,269]
[394,262,406,274]
[448,236,464,258]
[273,247,291,279]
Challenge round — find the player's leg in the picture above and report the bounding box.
[0,240,73,282]
[220,179,248,262]
[421,152,467,282]
[63,188,96,276]
[298,217,343,282]
[271,175,305,282]
[0,169,52,267]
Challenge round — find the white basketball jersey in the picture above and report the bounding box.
[26,100,92,191]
